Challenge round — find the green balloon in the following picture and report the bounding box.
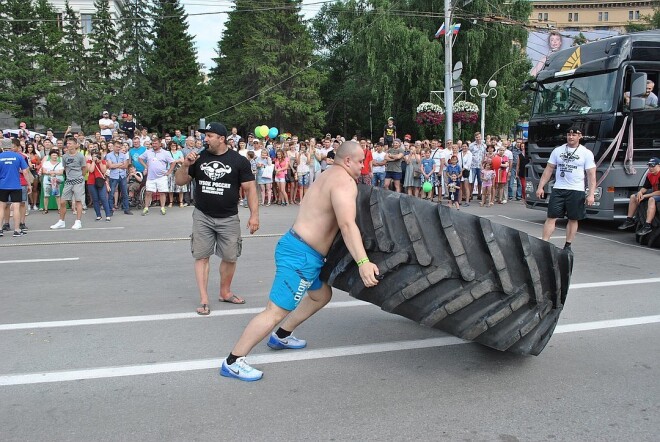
[254,126,261,137]
[422,181,432,193]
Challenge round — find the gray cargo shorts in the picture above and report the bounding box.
[61,179,86,201]
[190,208,242,261]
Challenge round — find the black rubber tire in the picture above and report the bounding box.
[320,185,573,356]
[645,228,660,248]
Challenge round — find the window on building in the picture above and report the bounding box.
[603,12,607,22]
[574,13,579,22]
[543,13,548,22]
[635,11,640,20]
[568,13,573,22]
[538,13,543,21]
[81,14,93,35]
[598,12,603,22]
[629,11,634,20]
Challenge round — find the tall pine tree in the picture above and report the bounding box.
[32,0,69,129]
[87,0,121,116]
[60,0,95,132]
[208,0,324,137]
[116,0,152,123]
[0,1,41,125]
[142,0,203,134]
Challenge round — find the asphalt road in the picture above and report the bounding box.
[0,198,658,442]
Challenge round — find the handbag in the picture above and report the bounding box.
[94,163,105,189]
[460,152,470,178]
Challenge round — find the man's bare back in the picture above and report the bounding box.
[292,165,357,256]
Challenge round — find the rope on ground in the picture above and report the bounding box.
[0,233,284,248]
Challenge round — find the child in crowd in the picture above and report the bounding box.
[127,165,143,205]
[480,161,495,207]
[445,155,461,204]
[245,151,257,208]
[447,172,461,209]
[256,149,273,206]
[492,146,509,204]
[296,145,311,203]
[420,149,435,200]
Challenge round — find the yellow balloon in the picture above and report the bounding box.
[260,125,269,138]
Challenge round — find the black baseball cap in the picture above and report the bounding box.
[199,122,228,137]
[566,125,582,134]
[648,157,659,167]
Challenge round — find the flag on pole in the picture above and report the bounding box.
[434,23,445,39]
[435,23,461,38]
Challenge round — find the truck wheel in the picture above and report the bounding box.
[320,185,573,356]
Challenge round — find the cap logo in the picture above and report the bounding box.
[206,124,211,130]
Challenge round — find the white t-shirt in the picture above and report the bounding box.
[99,118,114,136]
[41,159,64,187]
[548,144,595,191]
[458,150,472,172]
[372,151,386,174]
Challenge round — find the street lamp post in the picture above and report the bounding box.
[469,79,498,136]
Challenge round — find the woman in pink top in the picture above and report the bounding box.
[274,149,290,206]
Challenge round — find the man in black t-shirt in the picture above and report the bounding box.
[120,113,136,142]
[175,122,259,315]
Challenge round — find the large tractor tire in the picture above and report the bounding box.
[320,185,573,356]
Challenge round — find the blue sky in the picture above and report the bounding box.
[184,1,325,71]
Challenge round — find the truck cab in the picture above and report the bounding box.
[525,31,660,220]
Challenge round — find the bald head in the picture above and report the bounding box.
[335,140,361,161]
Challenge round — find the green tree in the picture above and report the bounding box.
[87,0,120,116]
[449,0,532,136]
[208,0,325,137]
[60,0,95,132]
[32,0,69,130]
[572,32,588,46]
[0,0,41,124]
[142,0,204,134]
[312,0,531,138]
[312,1,445,138]
[116,0,152,123]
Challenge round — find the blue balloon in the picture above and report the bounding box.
[268,127,279,139]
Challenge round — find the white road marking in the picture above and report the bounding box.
[0,315,658,386]
[28,227,125,233]
[1,277,658,332]
[570,277,660,289]
[498,215,659,251]
[0,257,79,265]
[0,300,370,331]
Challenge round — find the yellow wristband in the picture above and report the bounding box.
[356,257,370,266]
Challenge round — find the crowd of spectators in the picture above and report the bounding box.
[1,111,530,235]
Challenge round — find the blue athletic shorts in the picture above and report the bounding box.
[269,229,325,311]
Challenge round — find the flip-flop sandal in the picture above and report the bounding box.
[220,295,246,305]
[196,304,210,315]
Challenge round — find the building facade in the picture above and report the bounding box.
[49,0,125,35]
[531,0,656,30]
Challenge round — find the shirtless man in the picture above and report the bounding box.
[221,141,381,381]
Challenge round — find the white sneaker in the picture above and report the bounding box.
[50,220,66,229]
[72,220,82,230]
[502,199,507,204]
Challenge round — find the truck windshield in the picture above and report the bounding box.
[532,72,617,117]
